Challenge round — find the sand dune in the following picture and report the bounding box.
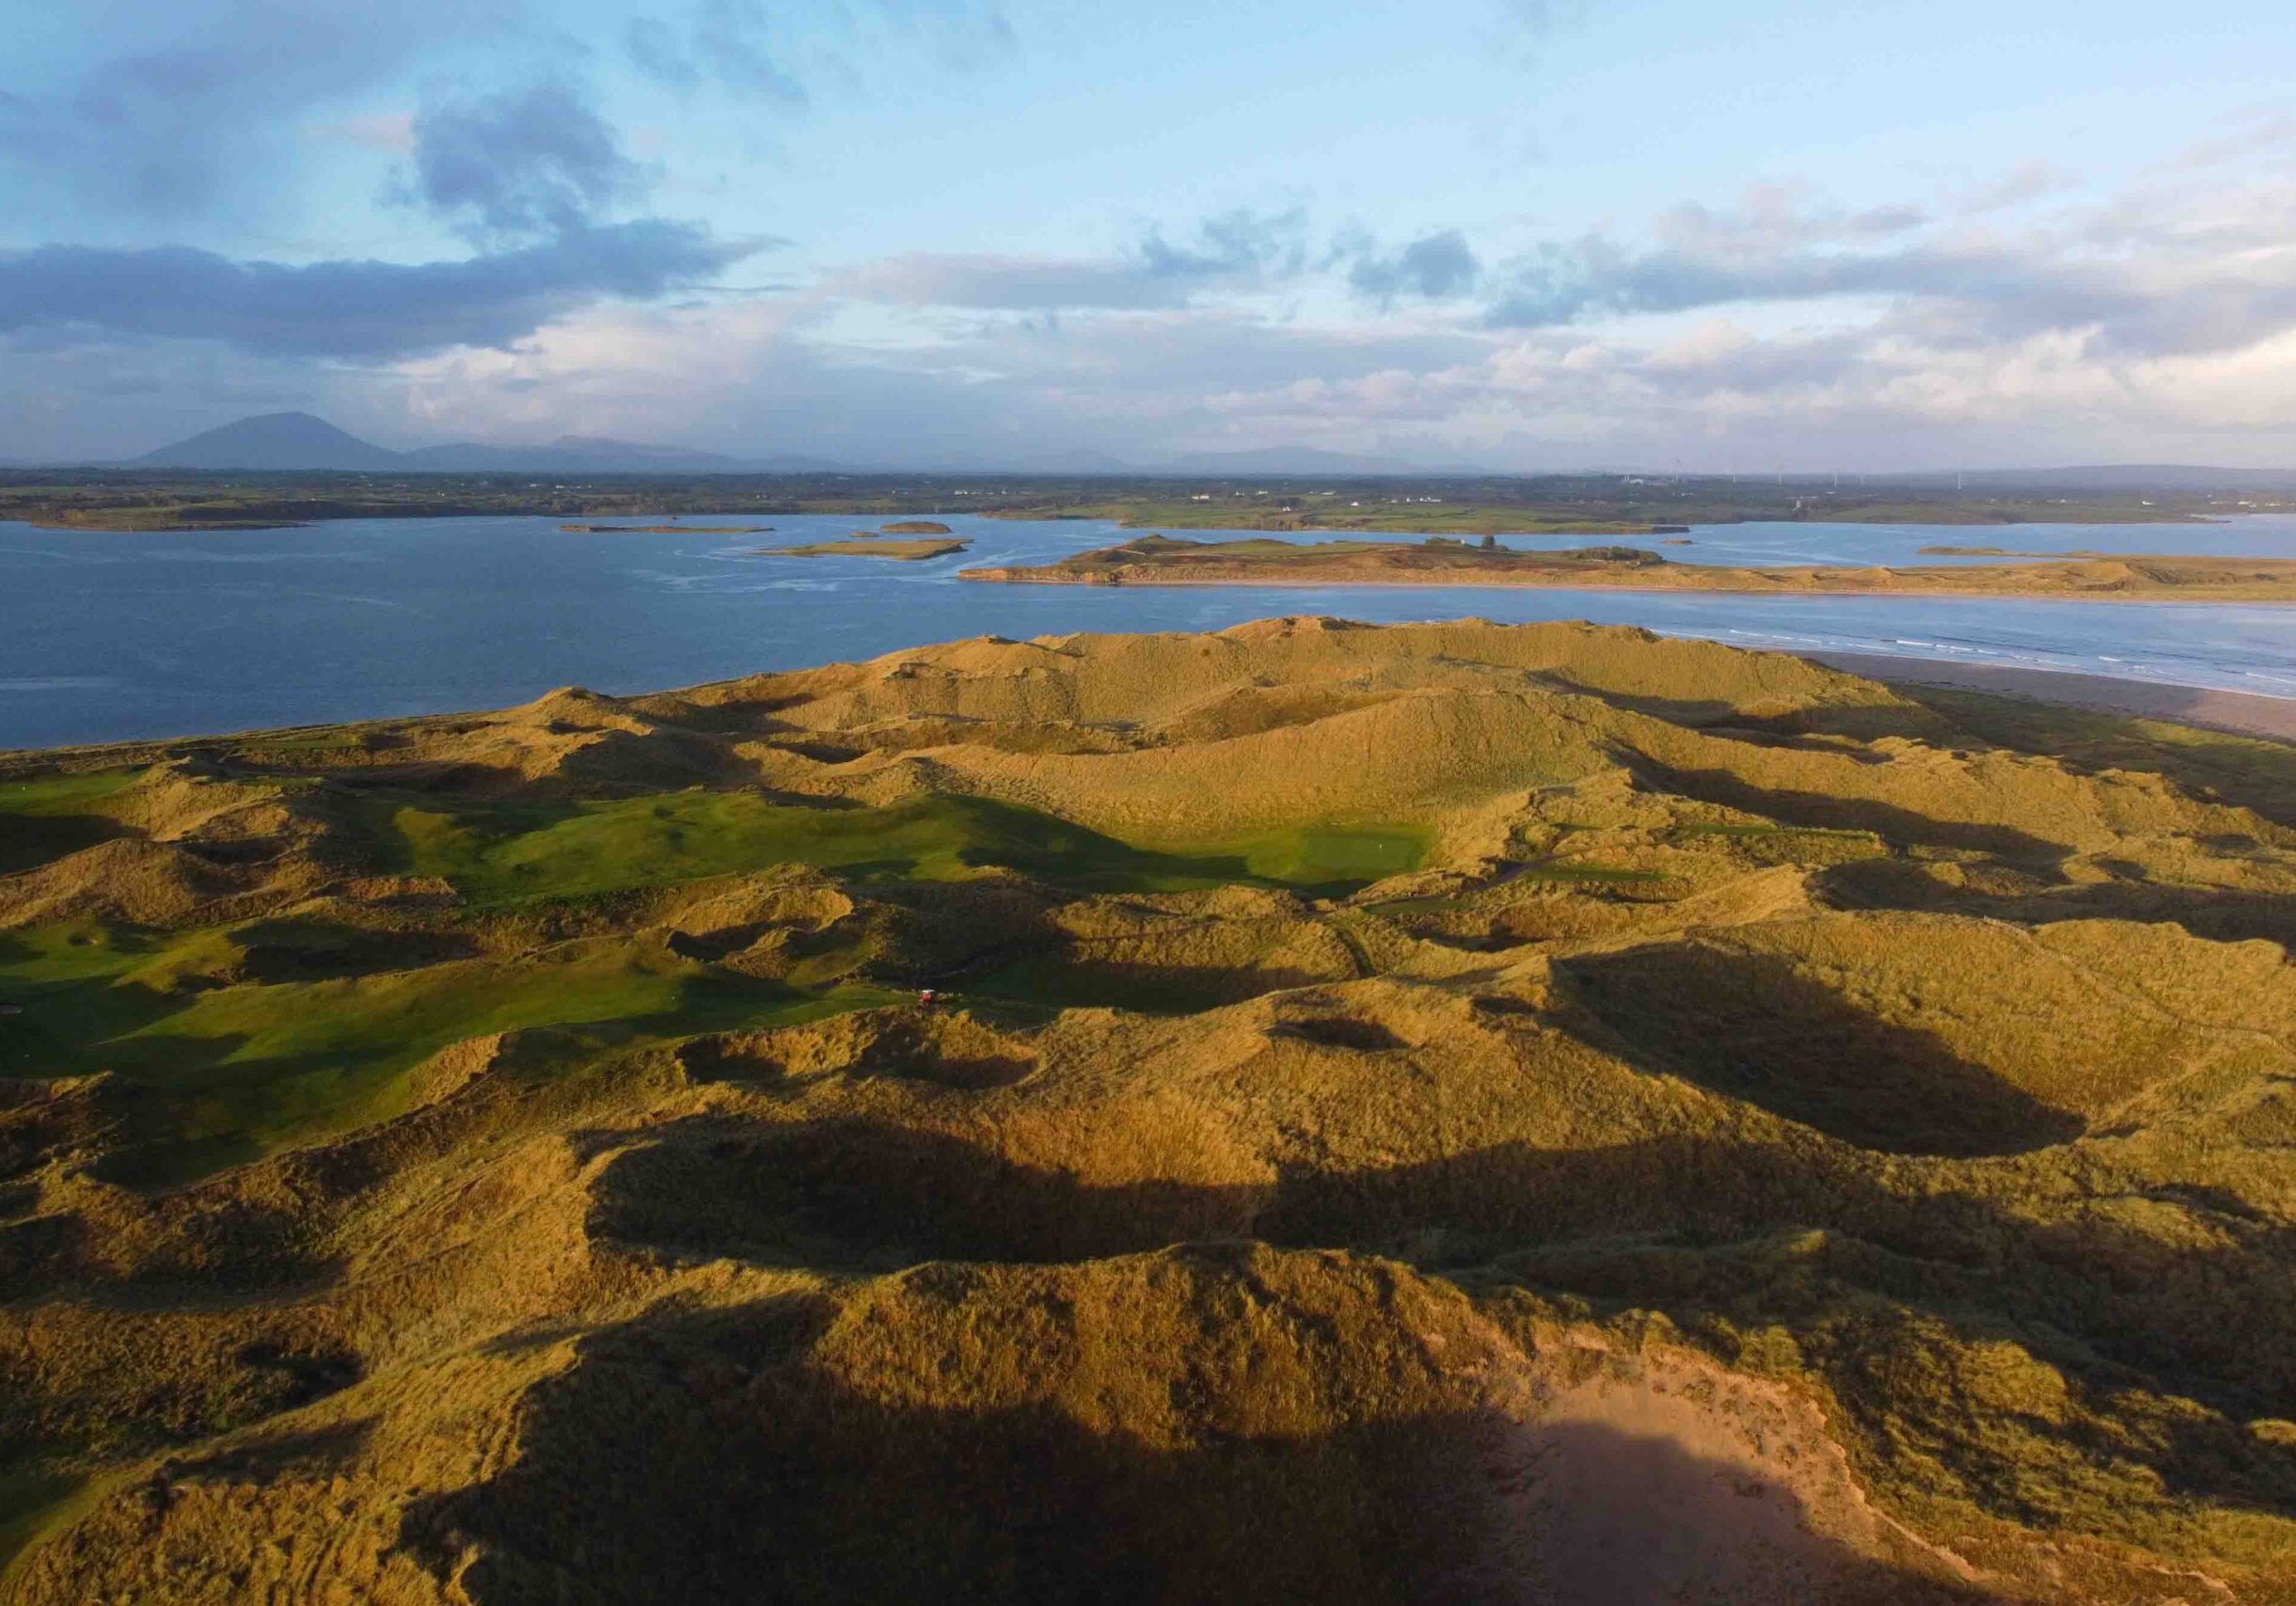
[3,620,2292,1602]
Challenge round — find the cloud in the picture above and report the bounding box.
[624,1,806,102]
[0,0,527,219]
[622,0,1011,100]
[1494,0,1589,23]
[404,82,654,244]
[1650,183,1928,258]
[834,208,1316,311]
[309,112,420,155]
[836,253,1194,310]
[324,159,2296,470]
[1485,0,1592,63]
[1348,230,1481,305]
[2167,110,2296,172]
[1481,175,2296,361]
[1956,159,2078,213]
[1137,207,1311,281]
[356,293,1497,468]
[0,225,759,361]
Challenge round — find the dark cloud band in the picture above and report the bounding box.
[0,225,758,360]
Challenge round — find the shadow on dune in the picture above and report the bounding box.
[585,1113,2296,1426]
[1821,857,2296,946]
[1880,684,2296,831]
[1545,679,1943,752]
[1619,756,2070,861]
[0,813,129,877]
[965,955,1351,1014]
[394,1294,1993,1606]
[1552,942,2086,1157]
[585,1117,1269,1267]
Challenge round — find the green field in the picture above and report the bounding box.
[1,464,2254,535]
[1,775,1428,1178]
[0,917,898,1177]
[0,768,141,874]
[364,789,1426,904]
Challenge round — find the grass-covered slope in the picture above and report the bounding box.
[2,619,2294,1602]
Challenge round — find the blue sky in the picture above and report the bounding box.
[7,0,2296,468]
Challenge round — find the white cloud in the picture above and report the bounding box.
[307,112,418,154]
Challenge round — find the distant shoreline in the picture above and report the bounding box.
[958,560,2296,606]
[1813,651,2296,743]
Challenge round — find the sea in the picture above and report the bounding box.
[3,511,2293,750]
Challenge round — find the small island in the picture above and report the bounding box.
[559,523,776,533]
[760,536,971,561]
[959,533,2296,602]
[879,519,954,533]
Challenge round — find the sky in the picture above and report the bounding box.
[7,0,2296,469]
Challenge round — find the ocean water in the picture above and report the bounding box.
[3,512,2292,750]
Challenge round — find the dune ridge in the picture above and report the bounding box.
[2,619,2294,1602]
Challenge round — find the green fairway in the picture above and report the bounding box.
[0,767,144,874]
[0,920,898,1178]
[0,768,145,813]
[1215,824,1431,887]
[0,1471,89,1577]
[0,785,1426,1181]
[364,789,1429,903]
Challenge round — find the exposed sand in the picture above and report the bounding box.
[1812,652,2296,744]
[1482,1349,1985,1603]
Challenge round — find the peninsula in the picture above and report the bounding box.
[960,533,2296,602]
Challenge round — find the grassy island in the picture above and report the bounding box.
[961,533,2296,602]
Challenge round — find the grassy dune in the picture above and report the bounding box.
[2,619,2294,1602]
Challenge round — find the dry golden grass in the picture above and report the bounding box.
[1,619,2292,1603]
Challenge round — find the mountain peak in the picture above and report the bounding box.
[135,412,402,471]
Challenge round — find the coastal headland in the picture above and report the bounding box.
[960,533,2296,602]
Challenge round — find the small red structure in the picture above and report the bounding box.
[917,988,939,1012]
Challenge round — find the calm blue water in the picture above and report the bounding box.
[4,512,2292,750]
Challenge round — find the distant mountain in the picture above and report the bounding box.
[552,436,750,471]
[1010,448,1143,474]
[108,417,2296,487]
[135,412,404,471]
[748,452,856,473]
[125,420,1423,477]
[401,436,759,473]
[130,414,847,475]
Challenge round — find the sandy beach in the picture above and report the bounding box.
[1812,652,2296,743]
